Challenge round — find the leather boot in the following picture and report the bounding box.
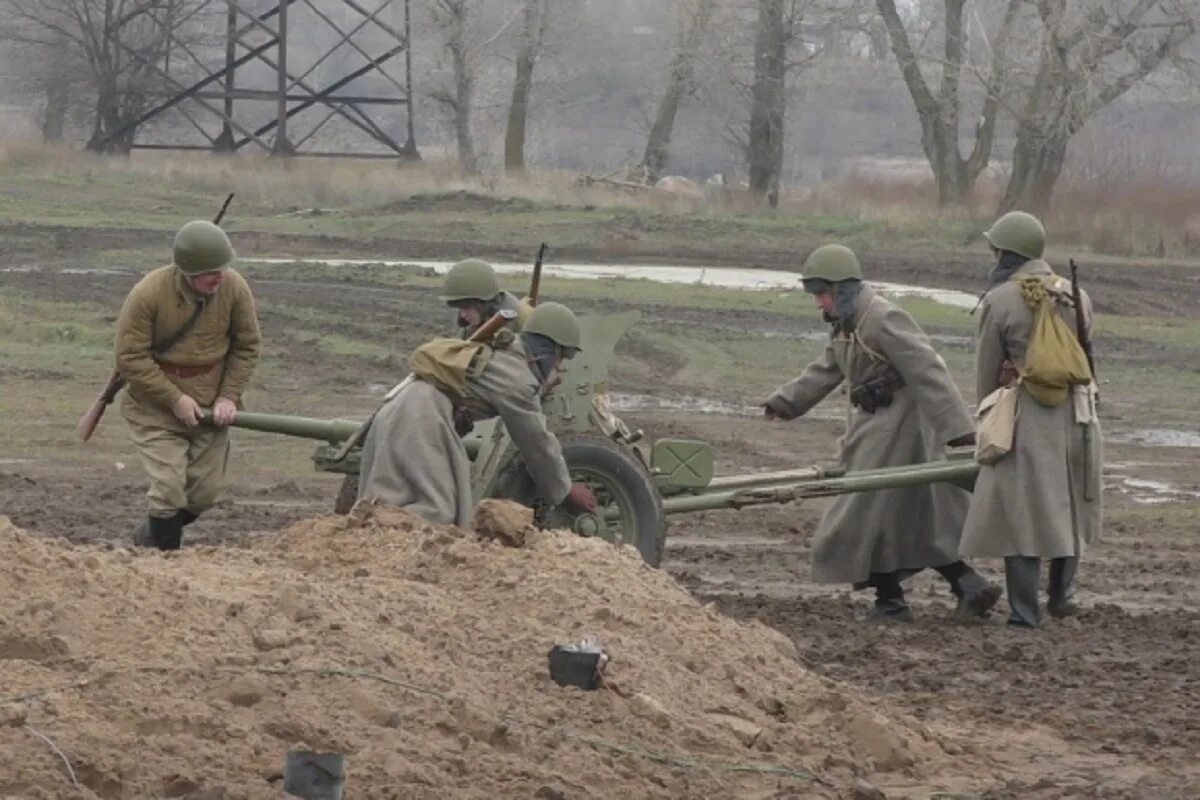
[1047,557,1081,618]
[178,510,200,527]
[944,566,1002,620]
[148,514,183,551]
[866,572,913,622]
[132,518,153,548]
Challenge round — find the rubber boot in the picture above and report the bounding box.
[937,562,1002,620]
[866,572,913,623]
[1047,557,1080,618]
[148,514,184,551]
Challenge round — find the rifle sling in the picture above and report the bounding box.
[153,297,208,359]
[106,297,209,402]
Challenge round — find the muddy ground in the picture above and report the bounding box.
[3,228,1199,797]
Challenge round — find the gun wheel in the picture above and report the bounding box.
[493,434,666,567]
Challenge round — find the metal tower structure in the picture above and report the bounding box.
[98,0,419,159]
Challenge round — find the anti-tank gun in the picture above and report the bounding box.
[226,311,980,568]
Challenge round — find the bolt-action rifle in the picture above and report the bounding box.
[76,193,235,442]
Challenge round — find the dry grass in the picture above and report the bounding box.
[0,139,709,216]
[2,139,1198,258]
[792,170,1200,260]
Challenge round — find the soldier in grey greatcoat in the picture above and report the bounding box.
[357,302,596,526]
[764,244,1000,622]
[960,212,1103,628]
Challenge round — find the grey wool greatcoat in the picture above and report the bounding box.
[960,260,1102,559]
[357,340,572,527]
[767,286,976,584]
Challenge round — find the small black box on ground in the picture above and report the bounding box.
[547,645,603,690]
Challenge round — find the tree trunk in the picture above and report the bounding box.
[1000,122,1068,215]
[640,0,713,183]
[641,67,686,182]
[504,0,543,173]
[85,84,130,153]
[41,76,69,143]
[748,0,786,206]
[449,16,477,173]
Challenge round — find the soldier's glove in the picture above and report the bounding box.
[563,483,598,514]
[947,433,976,448]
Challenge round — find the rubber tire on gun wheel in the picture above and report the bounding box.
[492,434,667,567]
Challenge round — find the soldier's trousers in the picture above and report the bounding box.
[1004,556,1078,627]
[127,420,230,518]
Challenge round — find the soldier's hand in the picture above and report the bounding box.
[212,397,238,427]
[998,359,1019,387]
[564,483,598,513]
[762,402,787,421]
[172,394,203,428]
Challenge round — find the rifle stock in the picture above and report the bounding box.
[77,193,235,444]
[529,242,546,306]
[1068,258,1097,379]
[77,371,127,442]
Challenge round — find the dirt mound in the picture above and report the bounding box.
[0,506,991,799]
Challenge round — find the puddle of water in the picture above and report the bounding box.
[610,392,842,420]
[242,256,981,309]
[1106,475,1200,505]
[60,268,132,276]
[1109,429,1200,449]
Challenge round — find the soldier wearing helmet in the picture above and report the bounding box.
[356,301,596,526]
[440,258,530,339]
[960,211,1102,628]
[763,244,1000,622]
[114,220,262,551]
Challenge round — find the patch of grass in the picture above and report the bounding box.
[9,143,1198,263]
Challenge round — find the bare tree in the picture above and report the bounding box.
[1002,0,1197,213]
[430,0,480,172]
[504,0,548,172]
[639,0,717,182]
[747,0,835,204]
[748,0,788,203]
[1,0,201,153]
[876,0,1023,205]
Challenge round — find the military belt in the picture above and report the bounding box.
[849,371,907,413]
[155,359,220,379]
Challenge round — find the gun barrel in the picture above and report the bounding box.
[650,458,979,518]
[229,411,362,444]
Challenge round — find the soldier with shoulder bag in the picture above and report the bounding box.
[763,244,1000,623]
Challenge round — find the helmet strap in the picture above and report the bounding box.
[520,332,560,384]
[830,279,863,333]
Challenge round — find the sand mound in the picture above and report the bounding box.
[0,505,988,799]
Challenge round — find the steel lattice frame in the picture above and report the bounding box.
[99,0,419,159]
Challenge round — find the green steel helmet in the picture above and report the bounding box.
[802,244,863,282]
[441,259,501,302]
[173,220,235,274]
[984,211,1046,260]
[523,301,582,350]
